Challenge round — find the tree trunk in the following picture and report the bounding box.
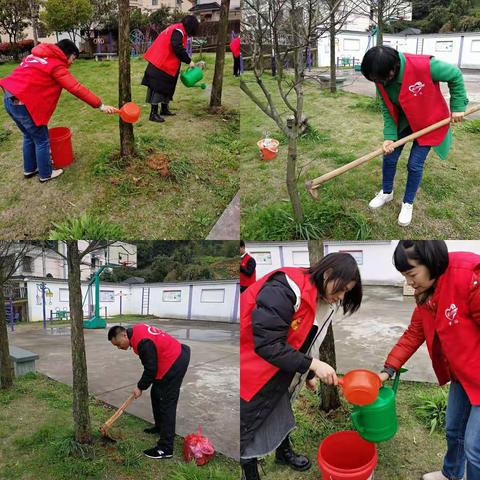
[307,240,341,412]
[118,0,135,158]
[209,0,231,110]
[30,0,39,46]
[329,8,337,93]
[377,0,384,46]
[0,287,14,390]
[286,122,304,224]
[67,242,92,444]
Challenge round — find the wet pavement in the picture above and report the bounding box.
[334,285,437,383]
[8,318,239,459]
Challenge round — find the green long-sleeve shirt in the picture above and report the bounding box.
[377,51,469,160]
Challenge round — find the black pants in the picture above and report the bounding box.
[234,56,241,76]
[151,344,190,452]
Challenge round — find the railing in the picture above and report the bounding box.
[3,284,28,300]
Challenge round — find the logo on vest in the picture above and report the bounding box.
[291,317,302,331]
[408,81,425,96]
[22,55,48,66]
[445,304,458,326]
[147,325,165,336]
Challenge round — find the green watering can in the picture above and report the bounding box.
[351,368,408,443]
[180,66,207,89]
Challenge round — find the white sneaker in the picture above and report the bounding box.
[369,190,393,209]
[39,169,64,183]
[422,472,452,480]
[398,202,413,227]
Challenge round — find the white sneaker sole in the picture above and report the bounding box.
[398,218,412,227]
[143,453,173,460]
[369,197,393,210]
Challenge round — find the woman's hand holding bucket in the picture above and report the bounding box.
[309,358,338,385]
[378,371,390,383]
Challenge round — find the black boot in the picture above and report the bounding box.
[241,458,261,480]
[149,104,165,123]
[161,103,176,116]
[275,435,311,471]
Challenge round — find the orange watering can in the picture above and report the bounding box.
[338,369,382,406]
[114,102,141,123]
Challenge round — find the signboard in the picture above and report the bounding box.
[100,290,115,302]
[162,290,182,302]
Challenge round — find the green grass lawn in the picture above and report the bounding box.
[259,382,448,480]
[240,74,480,239]
[0,53,239,239]
[0,373,239,480]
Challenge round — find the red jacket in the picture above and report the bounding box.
[377,53,450,147]
[130,324,182,380]
[0,43,101,126]
[385,252,480,404]
[144,23,187,77]
[240,253,256,289]
[230,36,240,58]
[241,267,317,401]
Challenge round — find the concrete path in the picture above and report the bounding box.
[337,69,480,120]
[207,192,240,240]
[334,285,438,383]
[8,318,240,459]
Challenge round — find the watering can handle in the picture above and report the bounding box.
[392,367,408,395]
[350,410,364,434]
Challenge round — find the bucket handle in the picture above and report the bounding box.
[392,367,408,395]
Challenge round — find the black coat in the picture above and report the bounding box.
[240,272,319,452]
[141,29,192,100]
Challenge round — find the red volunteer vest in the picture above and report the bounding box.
[129,324,182,380]
[240,253,256,288]
[376,53,450,147]
[144,23,187,77]
[421,252,480,404]
[230,36,241,58]
[0,47,69,126]
[240,267,318,401]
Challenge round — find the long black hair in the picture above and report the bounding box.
[361,45,400,84]
[309,252,362,315]
[393,240,449,304]
[182,15,199,37]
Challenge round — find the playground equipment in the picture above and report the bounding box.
[83,265,115,329]
[114,102,141,124]
[351,368,408,443]
[141,287,150,315]
[49,127,74,169]
[100,392,136,442]
[37,282,52,331]
[180,66,207,89]
[306,104,480,199]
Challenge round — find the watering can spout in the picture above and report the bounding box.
[392,367,408,395]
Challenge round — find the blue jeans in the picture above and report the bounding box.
[442,382,480,480]
[3,96,52,179]
[382,127,430,204]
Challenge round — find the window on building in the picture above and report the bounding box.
[435,41,453,52]
[471,40,480,52]
[22,256,33,273]
[200,288,225,303]
[100,290,115,302]
[163,290,182,302]
[152,0,159,5]
[251,251,272,265]
[339,250,363,265]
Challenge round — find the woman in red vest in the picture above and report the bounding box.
[230,35,241,77]
[240,253,363,480]
[360,46,468,227]
[240,240,256,293]
[378,241,480,480]
[0,39,116,182]
[108,324,190,460]
[142,16,199,123]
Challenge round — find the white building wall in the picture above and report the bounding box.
[317,31,480,69]
[25,279,240,323]
[246,241,480,285]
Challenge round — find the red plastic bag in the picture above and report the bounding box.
[183,426,215,466]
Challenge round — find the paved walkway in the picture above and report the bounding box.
[8,318,240,459]
[334,285,437,383]
[207,192,240,240]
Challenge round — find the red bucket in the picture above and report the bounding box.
[49,127,74,168]
[318,431,377,480]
